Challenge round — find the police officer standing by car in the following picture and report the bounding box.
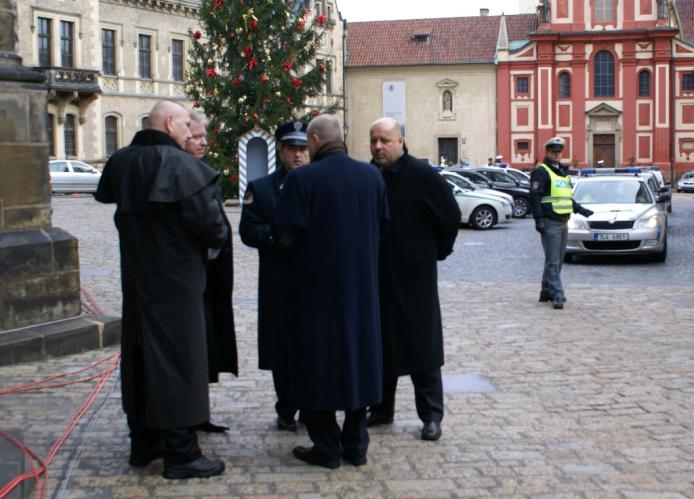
[239,120,310,432]
[530,137,593,310]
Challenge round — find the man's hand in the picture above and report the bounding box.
[534,218,545,234]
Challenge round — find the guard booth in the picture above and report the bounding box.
[238,127,276,200]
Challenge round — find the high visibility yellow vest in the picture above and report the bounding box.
[538,163,573,215]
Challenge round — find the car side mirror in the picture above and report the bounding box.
[452,186,464,196]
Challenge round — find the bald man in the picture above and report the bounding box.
[272,114,389,469]
[367,118,460,442]
[96,100,227,479]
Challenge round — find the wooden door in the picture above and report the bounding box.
[438,138,458,166]
[593,134,615,167]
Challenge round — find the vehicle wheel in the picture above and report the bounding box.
[470,205,496,230]
[652,237,667,263]
[513,197,529,218]
[563,253,574,263]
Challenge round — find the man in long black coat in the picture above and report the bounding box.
[272,114,389,469]
[367,117,460,442]
[95,101,227,479]
[184,111,238,433]
[239,120,309,432]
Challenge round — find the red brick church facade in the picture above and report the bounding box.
[496,0,694,180]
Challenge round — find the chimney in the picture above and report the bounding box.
[480,8,490,16]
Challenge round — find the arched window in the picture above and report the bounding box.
[594,50,615,97]
[638,70,651,97]
[558,72,571,98]
[105,116,119,156]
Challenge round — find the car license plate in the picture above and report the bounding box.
[594,233,628,241]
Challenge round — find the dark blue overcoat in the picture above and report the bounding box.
[272,150,389,411]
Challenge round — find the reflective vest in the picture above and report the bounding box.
[538,163,573,215]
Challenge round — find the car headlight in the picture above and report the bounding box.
[568,215,588,230]
[634,212,663,229]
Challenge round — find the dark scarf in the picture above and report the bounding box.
[131,129,182,149]
[311,140,347,162]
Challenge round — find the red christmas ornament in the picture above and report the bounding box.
[292,78,302,89]
[209,139,217,149]
[252,112,259,120]
[242,46,252,58]
[214,0,223,8]
[207,67,217,77]
[247,58,258,70]
[231,77,241,87]
[283,59,293,71]
[192,31,202,40]
[319,63,326,73]
[311,109,320,117]
[250,19,259,31]
[231,174,238,183]
[317,14,327,26]
[296,20,305,32]
[260,74,269,84]
[263,97,271,105]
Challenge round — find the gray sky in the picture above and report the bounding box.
[336,0,530,22]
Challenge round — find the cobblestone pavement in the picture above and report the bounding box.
[1,195,693,498]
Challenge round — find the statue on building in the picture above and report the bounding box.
[537,1,550,23]
[442,90,452,113]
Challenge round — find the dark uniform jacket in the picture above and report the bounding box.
[377,151,461,377]
[272,145,389,411]
[95,129,228,429]
[238,167,291,370]
[529,157,586,222]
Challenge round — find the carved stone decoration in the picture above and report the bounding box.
[435,78,459,121]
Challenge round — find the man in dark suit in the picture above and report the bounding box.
[272,114,389,469]
[367,117,460,442]
[184,111,238,433]
[239,120,309,432]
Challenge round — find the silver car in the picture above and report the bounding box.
[676,171,694,193]
[566,176,667,262]
[49,160,102,193]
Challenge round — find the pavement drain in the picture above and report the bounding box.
[442,373,496,394]
[0,429,32,499]
[80,267,113,277]
[662,297,694,309]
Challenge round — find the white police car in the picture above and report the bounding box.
[676,171,694,193]
[566,175,667,262]
[440,171,513,230]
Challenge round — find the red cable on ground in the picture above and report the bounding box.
[80,288,105,316]
[0,352,121,499]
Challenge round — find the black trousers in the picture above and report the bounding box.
[303,408,368,460]
[371,368,444,423]
[272,369,297,421]
[125,345,201,465]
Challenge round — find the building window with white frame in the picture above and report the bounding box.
[37,17,52,67]
[172,39,184,82]
[105,116,119,156]
[102,29,116,76]
[64,114,77,156]
[139,34,152,79]
[594,50,615,97]
[60,21,74,68]
[558,71,571,98]
[638,70,651,97]
[594,0,615,22]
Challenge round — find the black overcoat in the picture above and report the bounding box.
[272,149,389,411]
[238,168,291,370]
[95,130,228,429]
[378,152,460,376]
[204,195,238,382]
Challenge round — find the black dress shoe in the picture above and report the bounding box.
[366,411,394,427]
[421,421,442,441]
[552,297,564,309]
[277,416,297,432]
[292,446,340,469]
[129,448,165,467]
[342,450,367,466]
[163,456,225,479]
[538,292,552,302]
[195,419,229,433]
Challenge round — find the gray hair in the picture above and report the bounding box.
[306,114,342,143]
[188,109,209,127]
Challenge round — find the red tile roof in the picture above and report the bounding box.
[676,0,694,45]
[346,14,539,68]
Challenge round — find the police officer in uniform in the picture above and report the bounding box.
[239,120,309,431]
[529,137,593,309]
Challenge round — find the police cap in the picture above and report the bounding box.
[275,120,308,146]
[544,136,565,151]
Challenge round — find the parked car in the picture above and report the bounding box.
[566,176,667,262]
[579,166,671,214]
[676,171,694,193]
[440,171,515,205]
[448,167,531,218]
[49,160,101,193]
[477,166,531,188]
[439,172,513,230]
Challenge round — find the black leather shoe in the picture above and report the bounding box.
[292,446,340,469]
[129,448,165,467]
[366,411,394,427]
[421,421,442,441]
[195,419,229,433]
[342,450,367,466]
[538,292,552,302]
[277,416,297,432]
[552,297,564,309]
[163,456,225,479]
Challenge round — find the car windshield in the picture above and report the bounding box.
[682,172,694,180]
[506,170,528,182]
[574,180,653,204]
[443,174,473,190]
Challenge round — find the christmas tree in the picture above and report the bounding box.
[186,0,337,198]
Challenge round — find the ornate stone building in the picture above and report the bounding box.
[15,0,345,168]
